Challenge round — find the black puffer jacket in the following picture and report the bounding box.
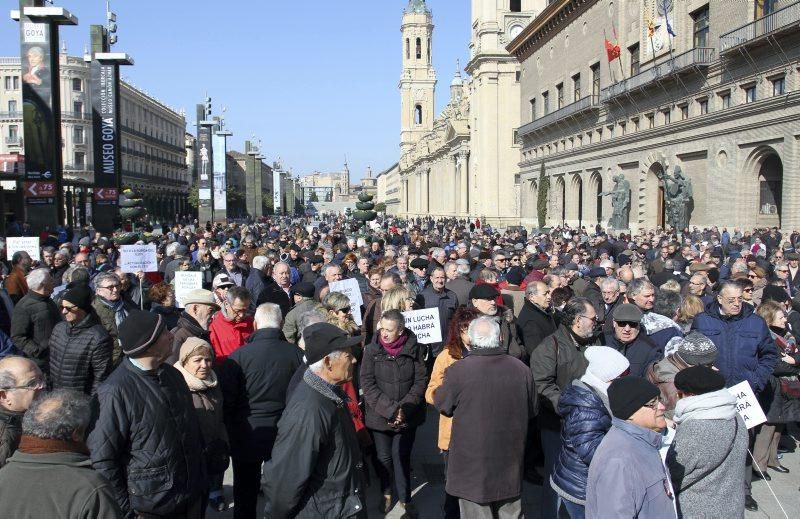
[360,331,427,432]
[49,311,113,396]
[10,291,61,372]
[87,358,207,516]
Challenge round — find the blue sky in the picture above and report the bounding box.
[1,0,470,181]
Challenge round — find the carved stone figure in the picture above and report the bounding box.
[663,165,693,230]
[600,174,630,229]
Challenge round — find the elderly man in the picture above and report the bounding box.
[221,252,245,287]
[264,322,365,518]
[209,286,254,365]
[257,261,293,317]
[599,277,622,334]
[88,311,206,517]
[92,272,136,365]
[517,281,556,356]
[50,250,70,286]
[6,250,32,304]
[416,266,459,362]
[434,316,536,518]
[212,273,236,307]
[10,269,59,374]
[410,257,429,293]
[0,389,123,518]
[629,278,683,351]
[0,356,43,467]
[283,282,325,344]
[469,284,525,361]
[245,256,272,311]
[301,255,324,284]
[171,289,219,355]
[687,273,708,298]
[603,304,662,377]
[691,279,777,512]
[446,259,475,308]
[49,284,113,396]
[314,263,343,301]
[222,303,304,519]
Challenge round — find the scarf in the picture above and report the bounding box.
[303,368,348,404]
[380,333,408,357]
[99,297,128,327]
[673,389,737,424]
[579,372,612,412]
[174,361,218,392]
[18,435,89,456]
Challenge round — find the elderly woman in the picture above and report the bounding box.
[749,266,768,306]
[361,309,426,517]
[174,338,229,512]
[323,291,360,337]
[148,282,181,330]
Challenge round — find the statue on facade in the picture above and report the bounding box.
[663,165,693,230]
[600,174,631,229]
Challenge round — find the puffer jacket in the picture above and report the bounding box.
[551,380,611,504]
[10,291,61,372]
[87,358,206,516]
[0,408,22,468]
[92,297,137,365]
[691,301,778,393]
[360,331,427,432]
[48,311,113,396]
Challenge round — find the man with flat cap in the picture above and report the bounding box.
[88,310,206,518]
[470,284,525,361]
[283,281,325,344]
[409,257,429,293]
[265,322,366,518]
[302,254,325,285]
[603,303,663,378]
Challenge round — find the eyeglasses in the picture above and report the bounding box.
[61,305,80,313]
[644,397,664,410]
[338,307,352,314]
[495,258,507,263]
[776,269,789,273]
[578,314,598,323]
[615,321,640,329]
[100,284,120,291]
[2,378,45,391]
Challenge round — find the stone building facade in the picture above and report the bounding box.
[508,0,800,232]
[377,162,400,214]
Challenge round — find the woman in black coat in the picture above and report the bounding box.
[360,309,426,517]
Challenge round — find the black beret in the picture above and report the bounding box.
[118,310,167,356]
[505,266,526,286]
[410,258,429,269]
[291,281,316,298]
[469,283,499,300]
[674,365,726,395]
[310,255,324,264]
[587,267,607,278]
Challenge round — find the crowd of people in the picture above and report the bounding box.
[0,214,797,518]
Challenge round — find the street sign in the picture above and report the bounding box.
[24,182,55,204]
[94,187,118,205]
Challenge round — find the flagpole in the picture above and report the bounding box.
[611,20,626,80]
[603,28,616,84]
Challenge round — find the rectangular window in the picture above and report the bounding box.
[515,70,521,82]
[530,98,536,121]
[608,125,615,138]
[8,124,18,140]
[693,6,709,48]
[556,83,564,109]
[8,100,17,113]
[632,117,640,131]
[73,126,84,144]
[773,77,785,96]
[744,85,756,103]
[13,76,19,89]
[542,92,550,115]
[572,73,581,101]
[591,63,600,97]
[647,114,655,128]
[720,92,731,109]
[663,109,671,125]
[3,76,10,90]
[699,98,709,114]
[680,105,689,120]
[73,100,83,114]
[629,44,640,76]
[74,151,85,169]
[71,78,82,92]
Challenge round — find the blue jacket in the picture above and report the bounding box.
[0,329,16,359]
[691,302,778,394]
[603,332,663,378]
[551,381,611,504]
[586,418,677,519]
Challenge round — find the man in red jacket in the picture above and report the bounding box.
[209,286,254,364]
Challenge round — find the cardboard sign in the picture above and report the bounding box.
[119,244,158,273]
[402,308,442,345]
[6,237,40,262]
[329,278,363,326]
[174,271,203,309]
[728,380,767,429]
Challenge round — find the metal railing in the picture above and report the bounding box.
[0,111,22,119]
[602,47,715,101]
[4,136,22,145]
[518,95,600,137]
[61,111,90,120]
[720,1,800,52]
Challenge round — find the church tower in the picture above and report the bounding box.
[400,0,436,156]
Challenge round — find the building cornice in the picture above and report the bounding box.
[506,0,599,62]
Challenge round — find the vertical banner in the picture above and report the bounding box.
[197,125,212,210]
[90,60,121,231]
[212,132,226,216]
[273,170,282,213]
[19,12,62,228]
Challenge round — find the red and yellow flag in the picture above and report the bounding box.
[604,38,621,62]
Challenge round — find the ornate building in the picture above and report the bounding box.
[398,0,542,225]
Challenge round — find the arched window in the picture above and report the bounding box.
[405,38,410,60]
[416,38,422,59]
[511,0,522,12]
[427,38,431,64]
[415,105,423,125]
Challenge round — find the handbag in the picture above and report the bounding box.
[779,375,800,399]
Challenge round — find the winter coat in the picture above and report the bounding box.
[603,331,663,378]
[245,268,269,311]
[48,311,113,396]
[551,380,611,504]
[264,369,366,518]
[0,408,22,468]
[641,311,684,351]
[10,291,61,372]
[493,305,527,362]
[149,303,181,331]
[434,347,536,504]
[0,448,123,518]
[586,418,677,519]
[517,299,557,355]
[446,277,474,308]
[415,286,459,357]
[691,301,778,394]
[209,311,254,365]
[0,328,17,358]
[170,313,211,355]
[763,330,800,423]
[425,347,459,450]
[220,327,303,458]
[666,390,747,519]
[5,265,28,303]
[360,332,427,432]
[92,297,137,365]
[256,278,293,318]
[87,358,206,516]
[283,298,325,344]
[646,354,691,419]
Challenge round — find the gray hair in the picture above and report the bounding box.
[653,288,682,319]
[322,263,341,277]
[525,281,546,298]
[63,266,89,285]
[467,316,501,350]
[165,242,178,257]
[22,389,91,441]
[299,310,326,333]
[323,291,351,312]
[308,350,347,373]
[26,268,51,290]
[600,277,620,291]
[627,278,655,298]
[380,308,405,330]
[254,303,283,329]
[252,256,270,272]
[94,272,120,289]
[431,247,445,258]
[456,260,471,276]
[54,250,70,261]
[226,285,251,305]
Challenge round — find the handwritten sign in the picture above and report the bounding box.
[329,278,363,326]
[402,308,442,345]
[728,380,767,429]
[174,271,203,309]
[6,237,40,262]
[119,244,158,273]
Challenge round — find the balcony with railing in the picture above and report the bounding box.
[518,95,600,138]
[720,1,800,53]
[4,136,22,146]
[0,111,22,120]
[602,47,715,102]
[61,111,90,121]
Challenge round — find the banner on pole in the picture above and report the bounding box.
[119,244,158,273]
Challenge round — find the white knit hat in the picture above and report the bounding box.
[584,346,630,383]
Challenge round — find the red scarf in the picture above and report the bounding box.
[380,333,408,357]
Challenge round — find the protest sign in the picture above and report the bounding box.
[728,380,767,429]
[402,308,442,345]
[119,244,158,273]
[329,278,363,326]
[174,271,203,308]
[6,237,40,262]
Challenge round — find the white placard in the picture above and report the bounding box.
[174,271,203,309]
[119,244,158,273]
[6,237,40,262]
[727,380,767,429]
[329,278,363,326]
[402,308,442,345]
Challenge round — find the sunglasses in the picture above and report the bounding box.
[615,321,640,329]
[338,307,352,313]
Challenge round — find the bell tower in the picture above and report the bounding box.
[400,0,436,155]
